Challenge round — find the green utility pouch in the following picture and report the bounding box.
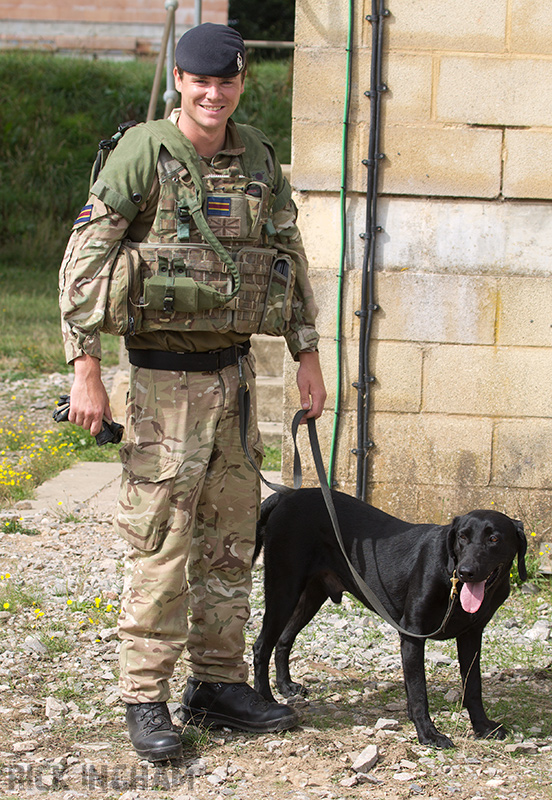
[258,255,295,336]
[143,274,237,314]
[100,241,143,336]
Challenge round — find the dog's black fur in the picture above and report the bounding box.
[253,489,527,748]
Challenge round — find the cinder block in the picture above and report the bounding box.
[368,483,419,521]
[369,0,507,53]
[350,51,433,125]
[304,335,422,417]
[250,335,285,377]
[296,0,356,48]
[291,120,344,192]
[291,191,343,267]
[492,419,552,490]
[370,341,423,412]
[497,276,552,347]
[293,47,348,124]
[510,0,552,55]
[256,376,284,423]
[423,345,552,417]
[436,56,552,127]
[370,412,492,486]
[371,272,497,345]
[307,267,356,341]
[352,123,503,198]
[373,196,552,277]
[414,485,530,525]
[258,421,283,446]
[503,130,552,200]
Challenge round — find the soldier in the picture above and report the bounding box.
[59,22,326,762]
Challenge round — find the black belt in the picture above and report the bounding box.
[128,340,251,372]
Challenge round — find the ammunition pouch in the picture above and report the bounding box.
[100,241,295,337]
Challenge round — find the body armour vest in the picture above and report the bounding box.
[100,122,295,339]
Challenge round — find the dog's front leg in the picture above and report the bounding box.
[456,628,506,740]
[400,635,455,748]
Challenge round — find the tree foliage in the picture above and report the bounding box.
[228,0,295,42]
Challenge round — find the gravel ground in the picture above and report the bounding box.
[0,373,552,800]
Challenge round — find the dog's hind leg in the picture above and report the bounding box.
[253,578,309,703]
[456,628,506,740]
[274,577,330,698]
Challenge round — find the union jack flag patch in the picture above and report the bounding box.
[74,203,93,226]
[206,196,231,217]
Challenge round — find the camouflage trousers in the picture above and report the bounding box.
[116,353,263,703]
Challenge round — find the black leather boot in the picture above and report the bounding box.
[125,702,182,762]
[180,678,299,733]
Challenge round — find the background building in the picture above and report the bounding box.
[288,0,552,525]
[0,0,228,57]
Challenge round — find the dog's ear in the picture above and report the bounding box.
[513,519,527,582]
[446,516,460,573]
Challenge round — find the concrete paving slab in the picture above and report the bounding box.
[18,462,283,517]
[26,461,122,516]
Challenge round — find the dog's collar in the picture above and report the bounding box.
[450,570,459,599]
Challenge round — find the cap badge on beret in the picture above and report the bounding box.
[237,52,244,72]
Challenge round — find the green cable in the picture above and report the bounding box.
[328,0,354,484]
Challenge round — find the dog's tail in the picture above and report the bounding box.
[253,492,283,564]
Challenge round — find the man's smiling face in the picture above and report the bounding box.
[174,70,245,140]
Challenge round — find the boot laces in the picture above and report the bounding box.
[230,683,270,710]
[136,703,172,733]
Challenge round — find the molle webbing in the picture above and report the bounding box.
[136,243,277,334]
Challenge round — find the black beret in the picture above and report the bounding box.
[175,23,245,77]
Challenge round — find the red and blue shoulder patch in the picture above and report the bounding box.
[74,203,94,226]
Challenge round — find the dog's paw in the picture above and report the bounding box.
[277,680,308,698]
[418,731,455,749]
[475,722,507,740]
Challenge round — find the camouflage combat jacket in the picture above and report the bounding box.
[59,114,319,363]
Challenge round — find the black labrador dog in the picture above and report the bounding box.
[252,489,527,748]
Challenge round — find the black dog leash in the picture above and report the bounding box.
[237,360,459,639]
[302,412,460,639]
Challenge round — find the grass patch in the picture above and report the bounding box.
[0,573,43,613]
[262,444,282,471]
[0,411,121,506]
[0,265,120,378]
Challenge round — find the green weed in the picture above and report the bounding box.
[2,518,40,535]
[0,573,43,613]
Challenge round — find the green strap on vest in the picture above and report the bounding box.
[158,146,242,303]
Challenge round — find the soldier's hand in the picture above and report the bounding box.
[70,355,112,437]
[296,351,326,420]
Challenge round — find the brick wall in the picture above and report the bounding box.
[0,0,228,55]
[286,0,552,525]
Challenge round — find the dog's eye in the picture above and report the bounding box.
[458,533,469,543]
[489,534,499,543]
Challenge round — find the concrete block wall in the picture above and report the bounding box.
[285,0,552,525]
[0,1,228,55]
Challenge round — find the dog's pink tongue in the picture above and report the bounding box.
[460,581,485,613]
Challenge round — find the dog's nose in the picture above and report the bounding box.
[457,566,476,582]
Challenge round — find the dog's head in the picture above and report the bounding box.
[446,510,527,614]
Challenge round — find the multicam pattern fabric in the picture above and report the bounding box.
[59,117,319,362]
[118,354,262,701]
[59,115,321,704]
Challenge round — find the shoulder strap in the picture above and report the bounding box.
[157,147,241,301]
[234,123,292,213]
